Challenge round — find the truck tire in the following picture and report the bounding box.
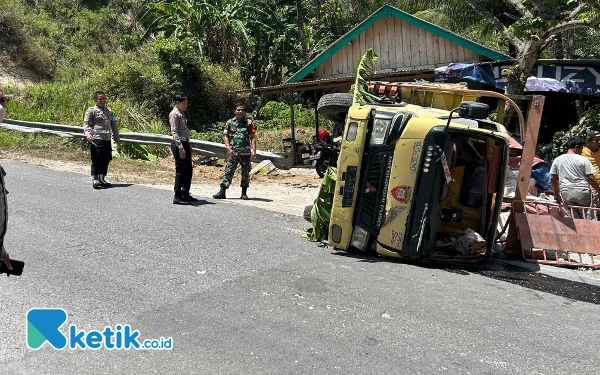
[317,93,353,123]
[314,159,327,178]
[332,122,344,138]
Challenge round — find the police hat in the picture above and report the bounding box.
[174,95,188,103]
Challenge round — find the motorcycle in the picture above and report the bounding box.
[309,129,339,178]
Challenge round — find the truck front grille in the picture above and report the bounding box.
[361,153,385,226]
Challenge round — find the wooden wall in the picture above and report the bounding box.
[315,16,481,79]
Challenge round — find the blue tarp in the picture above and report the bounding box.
[434,62,600,98]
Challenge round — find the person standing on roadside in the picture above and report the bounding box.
[0,88,6,124]
[0,163,13,276]
[0,89,13,275]
[213,103,256,200]
[551,137,600,219]
[83,91,121,189]
[170,95,197,205]
[582,130,600,218]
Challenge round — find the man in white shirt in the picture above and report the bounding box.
[551,137,600,218]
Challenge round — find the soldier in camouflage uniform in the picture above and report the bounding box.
[83,91,121,189]
[213,103,257,200]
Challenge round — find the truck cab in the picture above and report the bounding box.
[325,85,516,262]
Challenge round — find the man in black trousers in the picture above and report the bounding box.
[169,95,197,205]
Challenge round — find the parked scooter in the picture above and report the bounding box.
[309,129,339,178]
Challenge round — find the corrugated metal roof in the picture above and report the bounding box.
[233,67,436,94]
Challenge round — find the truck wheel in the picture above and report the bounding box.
[332,122,344,138]
[314,159,327,178]
[317,93,353,123]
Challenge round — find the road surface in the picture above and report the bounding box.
[1,160,599,374]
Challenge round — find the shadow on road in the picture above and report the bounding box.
[105,183,132,188]
[189,200,214,207]
[241,197,273,202]
[328,247,600,305]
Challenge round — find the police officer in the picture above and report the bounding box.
[83,91,121,189]
[170,95,197,205]
[0,87,6,124]
[213,103,257,200]
[0,164,12,275]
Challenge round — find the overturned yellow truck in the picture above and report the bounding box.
[318,83,528,262]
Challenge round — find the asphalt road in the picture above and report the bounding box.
[1,160,599,374]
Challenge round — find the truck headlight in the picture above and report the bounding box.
[370,119,391,146]
[350,225,370,251]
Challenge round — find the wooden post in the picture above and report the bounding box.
[513,95,545,212]
[290,91,295,143]
[496,98,506,126]
[314,90,319,139]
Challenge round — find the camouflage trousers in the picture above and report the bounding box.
[220,154,251,188]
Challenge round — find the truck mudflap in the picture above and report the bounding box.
[511,200,600,268]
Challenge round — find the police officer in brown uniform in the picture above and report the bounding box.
[83,91,121,189]
[170,95,198,205]
[0,164,12,275]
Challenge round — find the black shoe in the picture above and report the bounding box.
[99,174,112,188]
[213,187,227,199]
[182,194,199,202]
[240,194,249,200]
[92,176,104,189]
[173,197,190,205]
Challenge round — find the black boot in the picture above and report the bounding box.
[99,174,112,188]
[241,187,248,200]
[213,187,227,199]
[92,175,103,189]
[173,192,190,205]
[182,191,198,202]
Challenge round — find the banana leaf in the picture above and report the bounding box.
[304,166,337,242]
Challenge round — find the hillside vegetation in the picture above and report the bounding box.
[1,0,599,157]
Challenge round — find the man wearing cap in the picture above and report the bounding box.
[551,137,600,219]
[83,91,121,189]
[170,95,197,205]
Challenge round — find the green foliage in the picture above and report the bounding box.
[257,101,324,130]
[304,166,337,242]
[350,48,379,105]
[88,49,170,114]
[152,37,245,129]
[509,17,548,40]
[117,127,156,161]
[550,104,600,161]
[190,127,224,143]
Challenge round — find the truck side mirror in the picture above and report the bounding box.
[457,101,490,119]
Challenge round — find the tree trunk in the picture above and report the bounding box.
[503,44,540,134]
[313,0,321,21]
[553,33,564,59]
[296,0,308,62]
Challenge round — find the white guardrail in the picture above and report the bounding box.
[1,119,293,170]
